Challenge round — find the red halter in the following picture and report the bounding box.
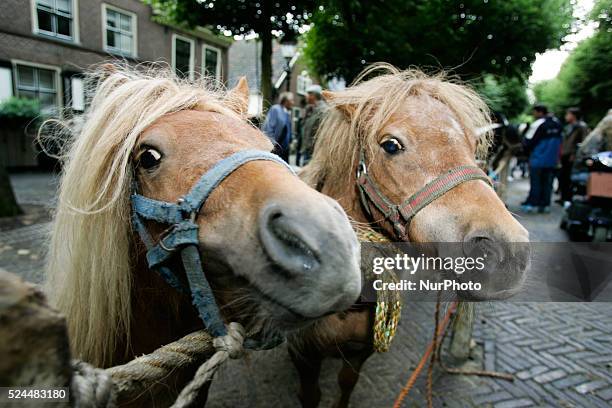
[356,149,493,241]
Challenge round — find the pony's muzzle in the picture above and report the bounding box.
[459,230,530,300]
[257,198,361,318]
[259,203,321,276]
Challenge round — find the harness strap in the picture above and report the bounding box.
[356,150,492,240]
[398,166,493,222]
[132,195,183,224]
[181,245,227,338]
[131,150,295,348]
[145,222,199,268]
[131,209,188,294]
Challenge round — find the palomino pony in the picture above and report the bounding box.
[45,66,362,387]
[292,65,530,407]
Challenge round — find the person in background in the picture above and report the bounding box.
[262,92,294,162]
[300,85,327,166]
[558,107,588,204]
[294,110,304,166]
[521,104,563,213]
[573,109,612,174]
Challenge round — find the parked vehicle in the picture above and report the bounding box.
[561,151,612,241]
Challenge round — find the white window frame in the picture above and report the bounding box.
[297,71,313,96]
[30,0,80,43]
[172,34,195,80]
[202,44,222,81]
[11,60,63,111]
[0,67,14,103]
[101,3,138,57]
[70,76,85,111]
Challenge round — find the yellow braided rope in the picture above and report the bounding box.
[356,227,403,353]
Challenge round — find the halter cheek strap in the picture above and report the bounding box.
[356,149,493,240]
[131,150,295,349]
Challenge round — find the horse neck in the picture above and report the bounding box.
[124,240,201,362]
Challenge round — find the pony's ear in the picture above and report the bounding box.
[100,63,117,73]
[95,63,119,84]
[227,77,250,116]
[322,90,356,119]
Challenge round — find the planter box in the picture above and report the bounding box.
[587,172,612,199]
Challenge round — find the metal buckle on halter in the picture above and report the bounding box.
[158,225,179,252]
[158,207,198,253]
[356,161,367,178]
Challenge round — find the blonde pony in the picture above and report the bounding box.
[302,64,492,190]
[45,64,243,367]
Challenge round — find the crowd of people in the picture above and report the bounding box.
[519,104,589,213]
[261,85,327,166]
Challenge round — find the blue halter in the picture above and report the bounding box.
[131,149,296,349]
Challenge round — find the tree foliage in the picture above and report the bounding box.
[534,0,611,125]
[146,0,315,107]
[304,0,573,83]
[0,165,21,217]
[473,75,529,120]
[0,97,41,120]
[146,0,312,39]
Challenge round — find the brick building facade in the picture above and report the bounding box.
[0,0,231,112]
[0,0,231,166]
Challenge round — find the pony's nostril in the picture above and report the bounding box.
[463,232,504,262]
[458,231,530,299]
[259,204,320,277]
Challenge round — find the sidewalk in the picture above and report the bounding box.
[0,173,57,283]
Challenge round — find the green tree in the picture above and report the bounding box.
[0,166,21,217]
[532,76,571,116]
[304,0,573,83]
[533,0,611,124]
[146,0,314,108]
[474,75,529,120]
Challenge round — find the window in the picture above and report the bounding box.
[172,35,194,80]
[297,71,313,96]
[15,64,59,113]
[102,4,137,57]
[202,45,221,81]
[248,94,262,117]
[33,0,76,41]
[70,76,85,111]
[0,67,13,103]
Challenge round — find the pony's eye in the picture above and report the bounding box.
[380,138,404,155]
[137,148,163,170]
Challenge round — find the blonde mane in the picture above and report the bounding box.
[302,64,492,190]
[45,64,245,367]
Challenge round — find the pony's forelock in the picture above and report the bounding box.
[302,64,492,192]
[45,63,241,367]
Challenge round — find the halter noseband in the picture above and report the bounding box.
[131,149,295,349]
[356,149,493,240]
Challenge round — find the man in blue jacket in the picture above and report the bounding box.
[522,104,563,213]
[262,92,294,162]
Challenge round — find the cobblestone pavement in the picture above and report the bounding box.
[1,172,611,407]
[0,173,56,282]
[9,172,60,207]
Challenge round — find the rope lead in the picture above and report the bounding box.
[171,322,246,408]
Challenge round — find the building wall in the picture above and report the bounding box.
[0,0,230,85]
[0,0,230,167]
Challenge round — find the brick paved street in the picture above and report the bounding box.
[0,173,56,282]
[1,172,611,407]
